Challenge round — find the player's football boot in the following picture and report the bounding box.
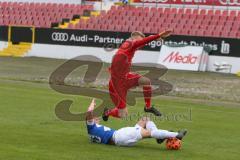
[176,129,188,140]
[144,106,162,116]
[102,108,109,121]
[156,138,165,144]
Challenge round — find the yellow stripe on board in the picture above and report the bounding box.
[8,26,11,42]
[32,27,35,43]
[237,71,240,77]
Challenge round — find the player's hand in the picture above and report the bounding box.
[159,30,172,38]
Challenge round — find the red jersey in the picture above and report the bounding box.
[110,34,161,79]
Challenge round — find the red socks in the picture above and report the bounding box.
[143,85,152,109]
[105,108,120,118]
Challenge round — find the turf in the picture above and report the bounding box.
[0,79,240,160]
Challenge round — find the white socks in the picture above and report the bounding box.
[151,129,178,139]
[146,121,178,139]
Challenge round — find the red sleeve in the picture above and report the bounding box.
[132,34,161,49]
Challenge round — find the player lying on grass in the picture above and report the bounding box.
[87,99,187,146]
[103,30,172,121]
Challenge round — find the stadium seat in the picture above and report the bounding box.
[1,2,238,38]
[102,6,235,38]
[0,2,93,28]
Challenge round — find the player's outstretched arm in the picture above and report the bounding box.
[86,99,96,123]
[133,30,172,48]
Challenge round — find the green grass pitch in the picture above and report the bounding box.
[0,79,240,160]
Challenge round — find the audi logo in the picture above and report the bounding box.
[52,32,69,42]
[219,0,240,5]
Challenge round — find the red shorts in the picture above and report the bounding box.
[109,72,142,109]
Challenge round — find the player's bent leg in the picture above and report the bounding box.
[138,76,151,86]
[146,120,166,143]
[138,76,162,116]
[136,116,150,129]
[103,107,128,121]
[103,80,120,121]
[146,120,158,131]
[134,119,156,140]
[136,126,184,141]
[145,120,187,143]
[102,107,120,121]
[125,73,161,116]
[151,129,178,140]
[103,80,127,120]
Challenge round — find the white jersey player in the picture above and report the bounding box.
[86,99,187,147]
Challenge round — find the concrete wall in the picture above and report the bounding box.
[208,56,240,74]
[26,43,159,63]
[0,41,8,50]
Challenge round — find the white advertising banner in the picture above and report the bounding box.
[23,43,240,74]
[158,45,208,71]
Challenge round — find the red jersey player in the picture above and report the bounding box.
[102,30,172,121]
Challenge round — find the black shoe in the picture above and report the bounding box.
[144,106,162,116]
[102,108,109,122]
[176,129,187,140]
[156,138,165,144]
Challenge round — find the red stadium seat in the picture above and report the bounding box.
[157,8,164,14]
[228,32,237,38]
[230,10,237,16]
[0,2,94,28]
[2,2,236,38]
[164,8,171,14]
[207,10,213,16]
[185,8,192,15]
[178,8,184,15]
[213,15,221,20]
[170,8,177,14]
[215,10,221,15]
[200,9,206,15]
[222,10,228,16]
